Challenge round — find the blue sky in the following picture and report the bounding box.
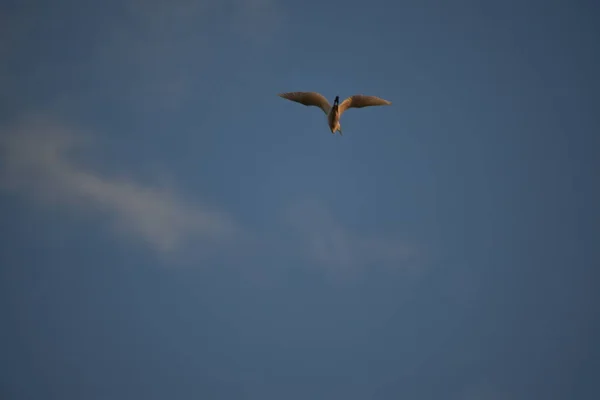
[1,0,599,399]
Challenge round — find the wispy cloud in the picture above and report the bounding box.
[0,115,422,273]
[0,115,239,254]
[284,198,419,271]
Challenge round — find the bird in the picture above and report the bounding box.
[278,91,391,135]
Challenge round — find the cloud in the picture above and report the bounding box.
[0,115,239,254]
[0,115,422,274]
[284,198,419,271]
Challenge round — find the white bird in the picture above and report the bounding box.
[278,91,392,135]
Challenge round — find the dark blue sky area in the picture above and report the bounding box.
[1,1,599,399]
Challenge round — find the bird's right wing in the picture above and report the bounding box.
[338,95,392,116]
[278,92,332,115]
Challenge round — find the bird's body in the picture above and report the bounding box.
[328,96,342,134]
[278,92,391,135]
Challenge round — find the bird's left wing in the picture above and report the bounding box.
[338,95,392,116]
[278,92,332,115]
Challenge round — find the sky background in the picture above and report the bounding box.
[1,0,599,399]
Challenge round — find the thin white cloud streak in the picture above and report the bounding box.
[284,198,419,271]
[0,115,239,253]
[0,116,422,272]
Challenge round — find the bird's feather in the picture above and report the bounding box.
[278,92,332,115]
[339,95,391,115]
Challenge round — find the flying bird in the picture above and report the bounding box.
[278,91,391,135]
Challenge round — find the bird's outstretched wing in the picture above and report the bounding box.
[278,92,332,115]
[339,95,391,116]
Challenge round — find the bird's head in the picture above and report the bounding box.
[334,96,339,106]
